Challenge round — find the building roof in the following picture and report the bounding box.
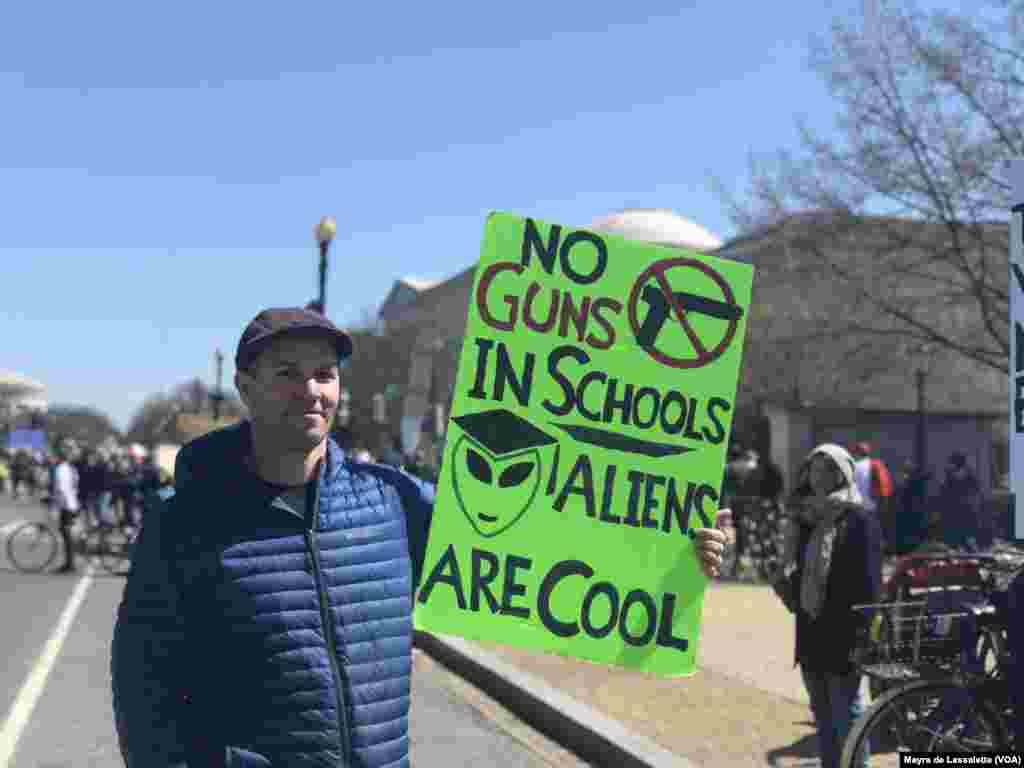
[589,208,724,251]
[378,269,474,326]
[399,276,442,291]
[731,213,1008,415]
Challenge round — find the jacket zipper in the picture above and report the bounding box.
[304,471,352,764]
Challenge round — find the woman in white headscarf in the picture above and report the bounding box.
[772,443,882,768]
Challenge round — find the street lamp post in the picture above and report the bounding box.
[915,368,927,473]
[210,349,225,421]
[913,343,935,477]
[312,216,337,316]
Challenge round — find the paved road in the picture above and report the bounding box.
[0,497,584,768]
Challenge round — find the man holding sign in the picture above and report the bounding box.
[110,303,732,767]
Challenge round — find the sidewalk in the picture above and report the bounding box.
[420,581,822,768]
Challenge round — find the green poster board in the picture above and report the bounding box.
[413,212,754,677]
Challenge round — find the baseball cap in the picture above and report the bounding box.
[236,307,354,371]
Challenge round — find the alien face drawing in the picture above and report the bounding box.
[450,409,557,538]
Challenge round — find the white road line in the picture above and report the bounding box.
[0,565,94,768]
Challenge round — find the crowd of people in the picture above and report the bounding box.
[720,439,993,582]
[0,442,170,526]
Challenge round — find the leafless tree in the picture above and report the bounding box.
[719,1,1024,375]
[125,380,247,446]
[45,405,121,447]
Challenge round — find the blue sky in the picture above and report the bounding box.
[1,0,963,432]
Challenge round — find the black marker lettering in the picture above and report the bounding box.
[632,387,660,429]
[580,582,619,638]
[417,543,466,609]
[642,474,666,530]
[655,593,689,651]
[577,370,607,421]
[559,230,608,285]
[494,343,534,406]
[468,338,494,400]
[542,345,587,416]
[624,470,645,527]
[602,379,634,424]
[501,555,533,619]
[470,549,501,613]
[703,397,731,445]
[659,391,688,435]
[537,559,592,638]
[598,464,621,524]
[553,454,596,518]
[522,218,561,275]
[619,590,658,647]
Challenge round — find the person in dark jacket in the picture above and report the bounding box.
[938,451,981,549]
[760,454,785,502]
[773,443,882,768]
[110,455,136,526]
[890,461,929,554]
[110,306,732,768]
[137,454,162,496]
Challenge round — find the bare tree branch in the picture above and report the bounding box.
[717,3,1019,384]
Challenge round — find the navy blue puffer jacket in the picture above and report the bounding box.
[111,422,434,767]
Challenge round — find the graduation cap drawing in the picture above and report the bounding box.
[450,408,558,538]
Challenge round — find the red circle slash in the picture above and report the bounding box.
[627,257,740,369]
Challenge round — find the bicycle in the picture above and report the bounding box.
[868,551,1002,700]
[6,506,141,575]
[94,515,141,576]
[839,552,1022,766]
[91,488,159,575]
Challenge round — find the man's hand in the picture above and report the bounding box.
[693,508,734,579]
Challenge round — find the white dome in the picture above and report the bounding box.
[589,209,723,252]
[0,371,46,397]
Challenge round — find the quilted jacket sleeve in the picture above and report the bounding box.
[393,471,435,591]
[110,492,191,768]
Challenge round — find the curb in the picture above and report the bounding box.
[413,630,699,768]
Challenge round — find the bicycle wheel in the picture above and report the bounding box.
[77,525,106,567]
[99,525,136,576]
[6,522,59,573]
[841,679,1009,767]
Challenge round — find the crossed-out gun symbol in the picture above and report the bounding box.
[635,284,744,349]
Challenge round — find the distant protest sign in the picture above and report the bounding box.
[413,212,755,677]
[1010,158,1024,542]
